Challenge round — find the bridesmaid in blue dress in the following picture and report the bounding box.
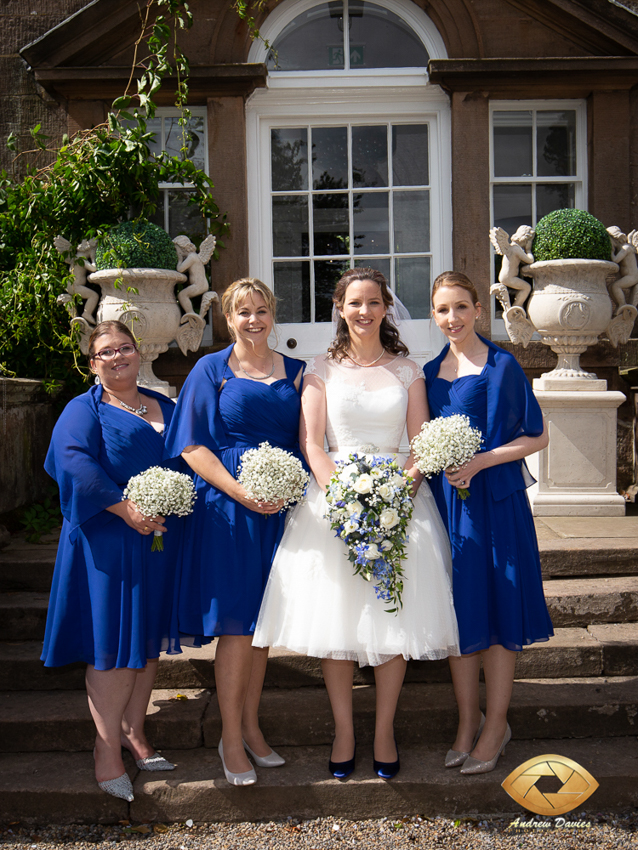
[164,278,305,786]
[43,321,183,803]
[423,271,553,775]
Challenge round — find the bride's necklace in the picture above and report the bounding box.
[347,348,386,368]
[238,353,275,380]
[109,391,147,416]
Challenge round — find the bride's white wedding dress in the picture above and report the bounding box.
[253,354,460,666]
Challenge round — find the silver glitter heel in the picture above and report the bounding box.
[98,772,134,802]
[135,753,176,771]
[445,712,486,768]
[461,723,511,775]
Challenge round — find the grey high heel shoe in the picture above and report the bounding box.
[460,723,511,775]
[135,753,176,771]
[243,739,285,767]
[98,773,134,802]
[218,739,257,786]
[444,712,486,768]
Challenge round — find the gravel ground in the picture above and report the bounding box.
[1,813,637,850]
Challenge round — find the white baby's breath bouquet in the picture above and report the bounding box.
[325,452,414,613]
[123,466,196,551]
[237,441,309,511]
[411,414,483,500]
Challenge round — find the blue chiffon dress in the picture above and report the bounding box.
[41,386,183,670]
[424,338,553,655]
[163,345,305,638]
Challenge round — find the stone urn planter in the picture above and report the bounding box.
[56,222,218,397]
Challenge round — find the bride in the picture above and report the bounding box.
[253,268,459,779]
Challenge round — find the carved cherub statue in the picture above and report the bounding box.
[54,236,98,323]
[606,227,638,310]
[489,225,535,309]
[173,234,217,316]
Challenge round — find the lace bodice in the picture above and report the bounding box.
[305,354,423,452]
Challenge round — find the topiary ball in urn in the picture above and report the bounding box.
[95,220,179,271]
[532,209,612,262]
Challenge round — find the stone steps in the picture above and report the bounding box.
[1,678,637,754]
[2,625,637,691]
[2,737,637,825]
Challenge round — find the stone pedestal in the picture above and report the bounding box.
[527,384,626,516]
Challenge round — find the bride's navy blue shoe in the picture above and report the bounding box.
[329,742,356,779]
[373,741,400,779]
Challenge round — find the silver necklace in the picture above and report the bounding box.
[348,348,385,368]
[111,393,148,416]
[239,355,275,381]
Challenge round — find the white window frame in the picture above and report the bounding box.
[489,99,587,338]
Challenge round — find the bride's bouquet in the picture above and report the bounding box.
[123,466,197,551]
[411,414,483,500]
[237,441,310,511]
[325,452,414,613]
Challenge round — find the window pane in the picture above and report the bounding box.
[272,129,308,192]
[395,256,431,319]
[274,262,311,323]
[273,195,309,257]
[536,183,575,220]
[353,192,389,254]
[493,184,532,233]
[493,111,533,177]
[167,190,206,242]
[348,1,429,68]
[268,2,344,70]
[164,116,206,170]
[314,193,349,255]
[392,125,428,186]
[354,257,391,283]
[537,111,577,177]
[315,259,349,322]
[353,126,388,187]
[312,127,348,190]
[394,190,429,253]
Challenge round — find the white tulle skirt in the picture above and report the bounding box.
[253,453,460,667]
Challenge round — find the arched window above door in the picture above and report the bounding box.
[267,0,429,71]
[249,0,448,71]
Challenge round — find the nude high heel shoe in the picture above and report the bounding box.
[460,723,511,775]
[444,712,486,768]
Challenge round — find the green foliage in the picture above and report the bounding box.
[0,0,229,387]
[533,209,612,262]
[96,220,178,270]
[20,492,62,543]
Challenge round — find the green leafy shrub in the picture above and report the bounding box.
[96,220,178,270]
[533,209,612,262]
[20,492,62,543]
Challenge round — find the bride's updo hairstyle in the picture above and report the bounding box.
[222,277,277,340]
[328,267,409,362]
[432,271,480,306]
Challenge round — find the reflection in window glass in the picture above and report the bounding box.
[315,259,349,322]
[394,190,429,253]
[537,111,576,177]
[353,126,388,187]
[493,111,533,178]
[314,193,349,255]
[353,192,389,254]
[268,2,344,70]
[348,1,429,68]
[354,256,391,283]
[536,183,575,219]
[313,127,348,190]
[272,129,308,192]
[395,257,431,319]
[273,195,309,257]
[393,125,429,186]
[274,262,311,323]
[493,185,532,234]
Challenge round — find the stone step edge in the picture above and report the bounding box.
[2,737,637,824]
